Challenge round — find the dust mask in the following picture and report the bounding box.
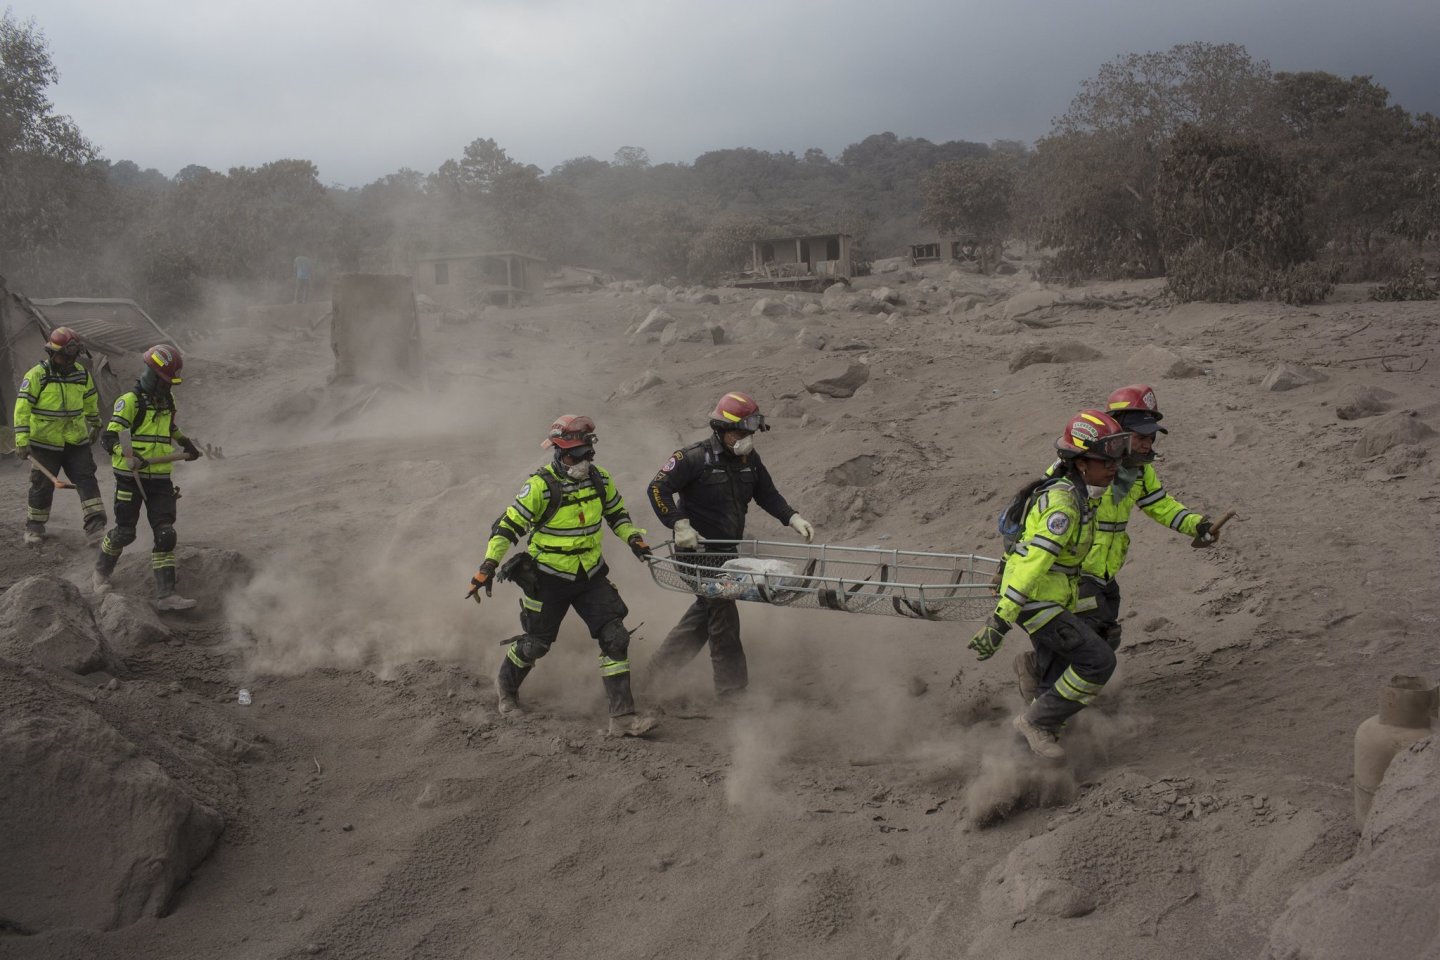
[566,461,591,480]
[1086,484,1109,500]
[730,435,754,456]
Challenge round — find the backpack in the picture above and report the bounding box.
[997,475,1071,554]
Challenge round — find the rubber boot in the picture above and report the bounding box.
[23,521,44,546]
[83,515,107,547]
[496,648,530,715]
[603,673,658,737]
[154,567,197,611]
[1013,650,1039,706]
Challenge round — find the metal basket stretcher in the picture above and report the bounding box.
[646,539,1001,622]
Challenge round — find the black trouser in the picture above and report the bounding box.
[1023,611,1116,733]
[497,562,638,716]
[96,473,180,591]
[1075,575,1123,650]
[650,596,747,694]
[26,444,105,532]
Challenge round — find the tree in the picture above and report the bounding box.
[919,156,1018,272]
[613,146,650,169]
[434,137,520,195]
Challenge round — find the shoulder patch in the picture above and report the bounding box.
[1046,512,1071,536]
[19,377,29,391]
[661,456,677,473]
[517,483,534,501]
[114,399,127,414]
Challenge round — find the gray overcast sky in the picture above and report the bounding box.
[19,0,1440,187]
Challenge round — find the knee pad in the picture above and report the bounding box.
[110,525,138,549]
[514,635,552,663]
[153,524,177,551]
[597,620,631,660]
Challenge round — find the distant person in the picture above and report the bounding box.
[293,255,312,304]
[1014,384,1223,703]
[93,345,204,611]
[12,327,107,545]
[468,415,659,737]
[645,392,814,702]
[969,410,1130,761]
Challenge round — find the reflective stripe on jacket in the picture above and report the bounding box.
[994,476,1096,634]
[485,463,642,578]
[105,391,186,477]
[12,362,99,450]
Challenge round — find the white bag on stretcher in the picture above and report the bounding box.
[699,557,801,600]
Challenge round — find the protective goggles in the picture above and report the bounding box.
[724,413,769,433]
[1082,431,1132,461]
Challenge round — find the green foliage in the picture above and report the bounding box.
[1165,245,1333,305]
[920,155,1018,272]
[1370,259,1438,301]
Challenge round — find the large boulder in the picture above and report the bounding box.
[1261,362,1327,392]
[1265,737,1440,959]
[1334,383,1393,421]
[821,283,854,310]
[1126,343,1203,379]
[96,593,171,656]
[802,360,870,398]
[1355,411,1436,458]
[1001,289,1065,321]
[0,577,117,675]
[0,670,223,931]
[1008,340,1101,373]
[634,307,674,337]
[751,297,789,317]
[616,369,664,399]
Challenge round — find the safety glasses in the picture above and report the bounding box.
[729,413,769,433]
[1084,432,1132,462]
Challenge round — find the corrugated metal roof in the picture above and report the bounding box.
[28,299,174,358]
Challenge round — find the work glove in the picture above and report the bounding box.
[967,615,1009,661]
[181,438,203,462]
[126,454,149,471]
[789,514,815,543]
[466,559,499,603]
[628,533,653,561]
[1194,517,1217,546]
[673,518,699,551]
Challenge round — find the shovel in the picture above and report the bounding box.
[28,458,75,490]
[1192,509,1236,548]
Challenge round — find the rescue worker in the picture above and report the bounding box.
[12,327,106,545]
[469,414,658,737]
[93,345,204,610]
[1013,384,1220,703]
[646,392,814,699]
[969,410,1130,760]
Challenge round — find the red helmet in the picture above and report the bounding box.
[143,344,184,384]
[709,391,768,433]
[1056,409,1130,461]
[1106,383,1167,435]
[541,414,597,450]
[45,326,83,360]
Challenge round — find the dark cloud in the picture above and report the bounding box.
[21,0,1440,186]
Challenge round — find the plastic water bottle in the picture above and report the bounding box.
[237,688,252,705]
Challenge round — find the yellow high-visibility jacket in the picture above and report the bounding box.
[994,476,1097,634]
[104,390,190,477]
[485,463,643,579]
[1046,460,1204,580]
[13,361,100,451]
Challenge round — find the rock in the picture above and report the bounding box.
[659,324,681,346]
[981,318,1025,336]
[1265,738,1440,960]
[1355,411,1435,458]
[0,576,118,675]
[800,302,823,316]
[1261,362,1327,392]
[1001,290,1064,321]
[0,664,223,931]
[644,284,669,302]
[994,260,1019,275]
[751,297,788,317]
[832,339,874,352]
[870,286,903,306]
[794,327,828,350]
[1008,340,1101,373]
[96,593,171,656]
[616,369,664,398]
[690,292,720,305]
[1127,343,1202,379]
[825,454,881,487]
[1334,383,1393,421]
[821,284,853,310]
[634,307,674,336]
[947,295,981,315]
[877,259,901,273]
[802,360,870,399]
